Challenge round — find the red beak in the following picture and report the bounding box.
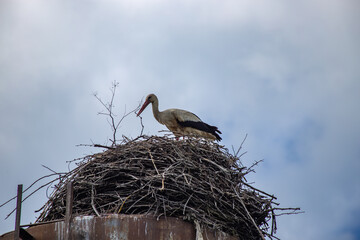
[137,99,150,117]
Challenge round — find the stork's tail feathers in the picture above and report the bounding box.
[211,126,222,141]
[177,120,222,141]
[208,125,222,141]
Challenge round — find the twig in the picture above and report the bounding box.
[183,194,193,214]
[20,219,63,228]
[242,182,278,200]
[148,149,160,175]
[245,159,263,174]
[235,187,266,240]
[139,115,144,136]
[0,173,64,208]
[93,144,115,149]
[201,157,228,172]
[91,185,101,217]
[273,207,303,216]
[160,173,165,191]
[117,196,131,214]
[5,177,61,219]
[93,81,142,146]
[232,134,248,158]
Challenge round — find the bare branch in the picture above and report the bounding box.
[93,81,143,146]
[139,115,144,136]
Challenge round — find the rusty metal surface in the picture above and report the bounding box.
[0,214,238,240]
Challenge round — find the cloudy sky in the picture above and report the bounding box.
[1,0,359,239]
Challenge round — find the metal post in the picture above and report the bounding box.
[64,182,73,240]
[14,184,23,240]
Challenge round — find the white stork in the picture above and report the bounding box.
[137,94,222,141]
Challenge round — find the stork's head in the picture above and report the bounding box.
[137,93,157,116]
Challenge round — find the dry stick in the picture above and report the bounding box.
[115,103,141,133]
[94,81,142,146]
[201,157,228,172]
[267,233,281,240]
[93,81,118,146]
[117,196,131,214]
[0,196,16,208]
[232,133,248,158]
[183,194,193,214]
[91,185,101,217]
[0,173,63,208]
[160,173,165,191]
[273,208,303,216]
[148,149,166,190]
[245,159,264,175]
[139,116,145,136]
[93,144,115,149]
[41,165,58,175]
[148,149,160,175]
[20,219,63,228]
[5,178,61,220]
[234,187,266,240]
[242,182,278,200]
[271,209,276,236]
[183,173,190,185]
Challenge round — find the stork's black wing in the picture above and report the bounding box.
[177,120,222,141]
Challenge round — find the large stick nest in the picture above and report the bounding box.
[36,136,282,239]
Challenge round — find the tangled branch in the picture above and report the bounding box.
[93,81,142,146]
